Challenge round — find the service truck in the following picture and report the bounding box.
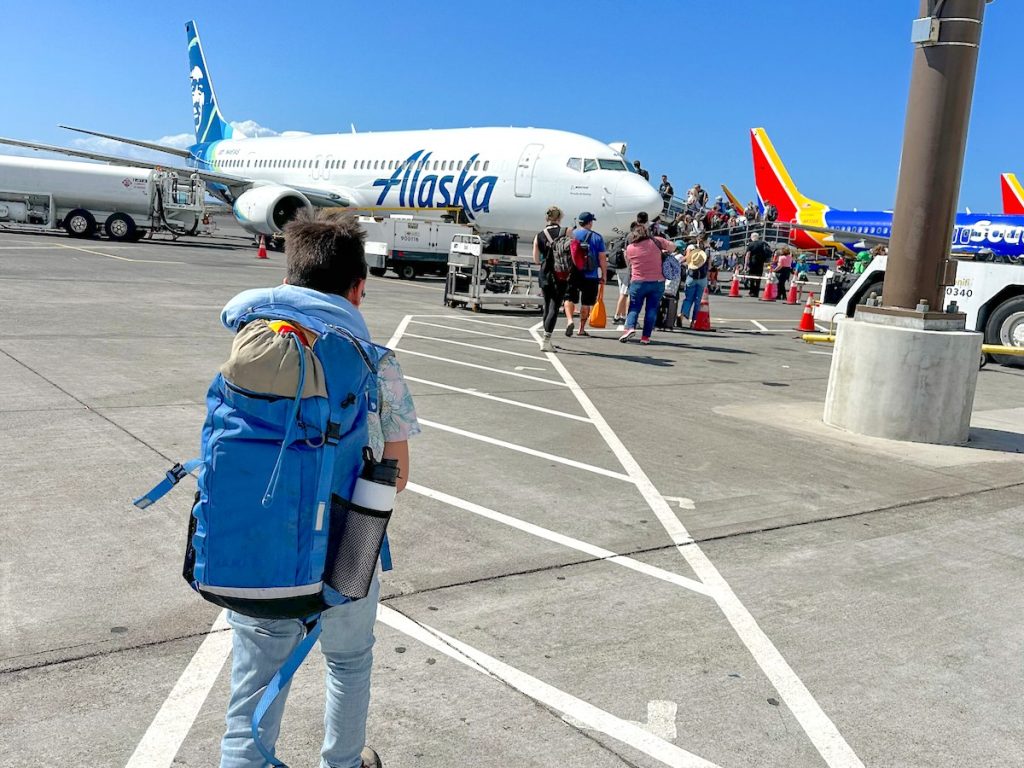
[816,255,1024,365]
[356,215,475,279]
[0,155,206,241]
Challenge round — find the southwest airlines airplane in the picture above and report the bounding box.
[751,127,1024,259]
[0,21,661,240]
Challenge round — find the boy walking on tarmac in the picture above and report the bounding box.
[218,210,420,768]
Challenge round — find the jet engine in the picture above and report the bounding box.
[232,185,311,235]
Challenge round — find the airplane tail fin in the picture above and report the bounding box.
[1000,172,1024,215]
[750,127,825,222]
[720,183,745,214]
[186,20,236,144]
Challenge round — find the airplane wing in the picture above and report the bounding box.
[0,135,356,207]
[0,135,243,186]
[786,221,890,246]
[789,220,986,256]
[58,125,194,159]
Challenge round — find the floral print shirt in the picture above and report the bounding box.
[368,352,420,460]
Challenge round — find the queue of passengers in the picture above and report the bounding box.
[532,208,716,350]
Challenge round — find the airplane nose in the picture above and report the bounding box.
[616,174,663,220]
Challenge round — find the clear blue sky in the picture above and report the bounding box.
[3,1,1020,211]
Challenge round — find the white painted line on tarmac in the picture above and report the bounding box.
[435,315,538,332]
[418,419,632,482]
[409,319,540,344]
[408,483,712,597]
[530,322,866,768]
[405,376,591,423]
[368,275,445,292]
[387,314,414,348]
[663,496,696,510]
[403,332,548,361]
[377,606,722,768]
[0,245,71,249]
[124,611,231,768]
[564,699,679,741]
[808,350,833,356]
[750,320,769,332]
[53,242,184,265]
[393,347,568,387]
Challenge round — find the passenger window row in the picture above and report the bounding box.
[221,157,492,173]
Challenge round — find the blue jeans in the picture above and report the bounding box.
[625,280,665,338]
[220,575,380,768]
[681,276,708,323]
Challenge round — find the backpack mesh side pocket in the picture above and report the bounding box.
[324,495,391,599]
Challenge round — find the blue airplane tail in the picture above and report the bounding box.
[186,20,235,144]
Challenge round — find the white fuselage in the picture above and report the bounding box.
[203,126,663,240]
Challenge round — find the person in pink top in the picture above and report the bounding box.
[772,246,794,301]
[619,224,677,344]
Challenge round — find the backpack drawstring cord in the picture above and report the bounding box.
[262,332,306,508]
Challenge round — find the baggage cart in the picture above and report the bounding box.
[443,234,543,312]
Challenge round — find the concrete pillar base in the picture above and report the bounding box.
[823,308,982,445]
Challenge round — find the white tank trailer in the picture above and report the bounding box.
[0,154,206,241]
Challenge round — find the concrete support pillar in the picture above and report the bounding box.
[824,310,981,444]
[883,0,986,311]
[823,3,989,446]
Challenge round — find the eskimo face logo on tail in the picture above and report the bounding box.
[190,65,206,133]
[373,150,498,219]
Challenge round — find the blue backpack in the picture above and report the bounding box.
[134,297,391,766]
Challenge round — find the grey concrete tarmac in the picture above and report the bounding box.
[1,225,1021,768]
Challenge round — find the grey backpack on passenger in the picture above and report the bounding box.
[544,227,575,281]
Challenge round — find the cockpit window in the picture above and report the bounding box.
[567,157,582,172]
[583,158,598,172]
[597,158,628,171]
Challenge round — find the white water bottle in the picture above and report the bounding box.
[326,449,399,599]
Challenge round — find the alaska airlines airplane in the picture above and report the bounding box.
[751,127,1024,259]
[1000,173,1024,215]
[0,20,661,241]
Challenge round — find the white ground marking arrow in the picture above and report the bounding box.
[663,496,696,510]
[514,365,547,372]
[564,700,679,741]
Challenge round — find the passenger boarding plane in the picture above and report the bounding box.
[0,20,662,241]
[751,127,1024,259]
[1000,173,1024,215]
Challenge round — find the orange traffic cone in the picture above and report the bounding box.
[785,280,799,305]
[691,287,715,332]
[256,235,268,259]
[728,271,742,298]
[760,272,778,301]
[796,296,817,332]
